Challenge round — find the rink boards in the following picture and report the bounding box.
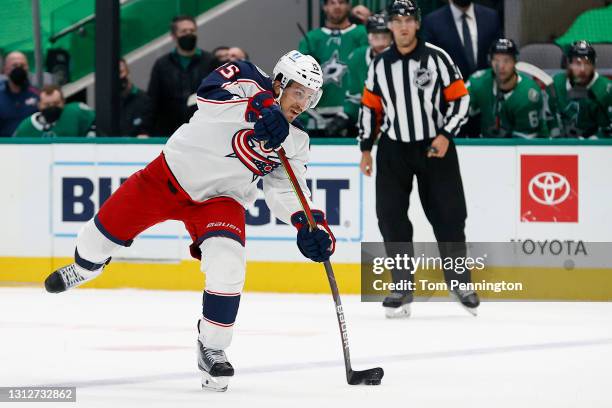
[1,138,611,300]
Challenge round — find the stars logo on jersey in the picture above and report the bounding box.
[321,50,348,87]
[226,129,281,181]
[528,88,540,103]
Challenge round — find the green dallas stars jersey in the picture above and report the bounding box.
[343,45,372,122]
[299,24,368,113]
[467,69,546,138]
[546,72,612,138]
[14,102,95,138]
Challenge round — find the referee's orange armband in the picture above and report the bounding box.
[361,88,384,133]
[443,79,469,102]
[361,88,383,114]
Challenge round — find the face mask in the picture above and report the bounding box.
[120,77,129,91]
[9,66,28,87]
[41,106,63,124]
[177,34,197,52]
[453,0,472,7]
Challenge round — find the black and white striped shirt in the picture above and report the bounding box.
[358,40,470,151]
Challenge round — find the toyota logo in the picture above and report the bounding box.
[528,172,571,206]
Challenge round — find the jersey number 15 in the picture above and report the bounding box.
[218,64,240,80]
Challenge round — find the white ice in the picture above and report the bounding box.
[1,287,611,407]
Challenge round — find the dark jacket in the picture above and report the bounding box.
[0,80,39,137]
[147,49,214,136]
[119,86,153,136]
[421,4,502,79]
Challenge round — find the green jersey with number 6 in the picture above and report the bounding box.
[467,68,546,138]
[299,24,368,113]
[546,72,612,138]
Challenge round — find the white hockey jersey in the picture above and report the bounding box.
[163,60,314,225]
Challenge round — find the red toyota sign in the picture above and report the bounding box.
[520,155,578,222]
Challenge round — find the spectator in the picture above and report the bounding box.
[546,41,612,138]
[466,39,546,138]
[421,0,502,79]
[119,58,153,137]
[350,4,371,25]
[299,0,368,136]
[13,85,95,137]
[326,13,392,137]
[228,47,249,62]
[211,46,230,69]
[148,15,215,136]
[0,51,39,136]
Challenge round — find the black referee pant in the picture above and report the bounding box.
[375,136,470,291]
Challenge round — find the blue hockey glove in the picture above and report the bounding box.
[291,210,336,263]
[245,91,275,122]
[253,105,290,150]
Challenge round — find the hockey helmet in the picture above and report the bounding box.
[366,14,389,33]
[567,40,596,65]
[489,38,519,61]
[387,0,421,22]
[273,50,323,109]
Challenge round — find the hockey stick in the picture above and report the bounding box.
[516,61,553,87]
[516,62,562,137]
[277,147,384,386]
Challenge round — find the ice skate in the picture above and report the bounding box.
[44,263,102,293]
[451,289,480,316]
[382,292,412,319]
[197,338,234,392]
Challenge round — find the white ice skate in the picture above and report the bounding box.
[44,263,102,293]
[197,338,234,392]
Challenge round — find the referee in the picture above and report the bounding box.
[358,0,479,317]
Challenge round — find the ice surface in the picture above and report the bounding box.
[1,287,611,407]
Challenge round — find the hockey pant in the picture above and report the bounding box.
[73,153,246,350]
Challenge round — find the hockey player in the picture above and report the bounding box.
[43,50,335,392]
[325,13,392,137]
[546,40,612,138]
[298,0,368,136]
[467,38,546,138]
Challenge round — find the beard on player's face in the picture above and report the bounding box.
[324,1,350,26]
[568,58,595,86]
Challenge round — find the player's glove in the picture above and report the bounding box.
[253,105,290,150]
[245,91,275,122]
[291,210,336,263]
[325,112,351,137]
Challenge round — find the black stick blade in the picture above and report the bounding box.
[347,367,384,385]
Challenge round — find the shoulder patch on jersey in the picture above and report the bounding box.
[528,88,540,103]
[226,128,281,181]
[78,102,92,111]
[471,69,487,79]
